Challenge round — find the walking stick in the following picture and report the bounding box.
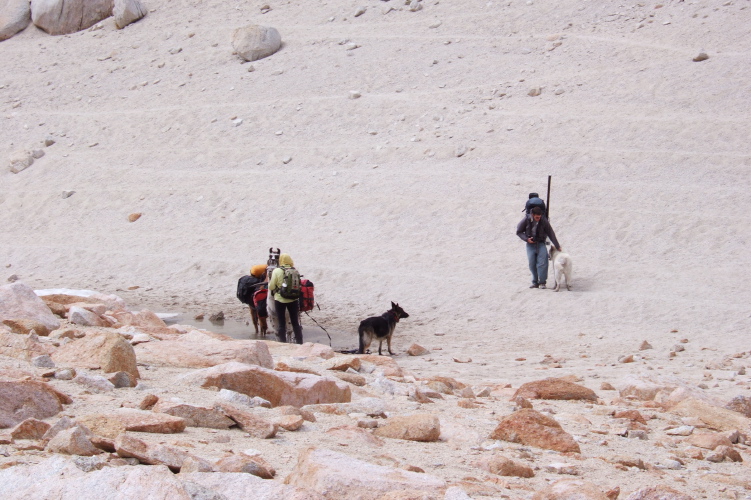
[546,175,551,219]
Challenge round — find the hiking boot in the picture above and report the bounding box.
[529,284,539,289]
[539,284,547,289]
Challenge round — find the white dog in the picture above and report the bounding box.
[548,245,573,292]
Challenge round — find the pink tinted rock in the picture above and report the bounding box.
[214,454,275,478]
[513,378,597,401]
[284,447,446,500]
[52,330,139,380]
[184,361,351,407]
[532,479,609,499]
[10,418,50,439]
[490,409,581,453]
[135,337,273,369]
[77,409,186,439]
[373,414,441,442]
[0,380,68,428]
[0,282,60,331]
[214,401,277,438]
[153,401,234,429]
[115,433,193,471]
[180,471,324,500]
[46,426,100,456]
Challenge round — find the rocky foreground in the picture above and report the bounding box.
[0,281,749,500]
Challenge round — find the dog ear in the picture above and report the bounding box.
[391,301,396,308]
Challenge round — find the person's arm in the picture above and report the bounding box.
[268,268,282,294]
[544,219,561,250]
[516,217,530,242]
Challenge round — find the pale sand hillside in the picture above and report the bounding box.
[2,0,751,379]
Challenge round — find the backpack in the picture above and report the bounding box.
[237,275,262,305]
[524,197,546,215]
[253,288,268,318]
[278,267,302,300]
[298,279,315,312]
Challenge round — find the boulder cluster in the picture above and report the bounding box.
[1,281,749,499]
[0,0,146,41]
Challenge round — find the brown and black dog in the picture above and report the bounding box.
[358,302,409,355]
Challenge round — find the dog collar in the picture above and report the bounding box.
[391,311,400,322]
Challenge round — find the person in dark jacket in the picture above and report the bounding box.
[516,207,561,289]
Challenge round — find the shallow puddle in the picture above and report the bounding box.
[165,313,355,351]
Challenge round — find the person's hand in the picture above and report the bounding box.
[557,247,562,251]
[527,238,535,243]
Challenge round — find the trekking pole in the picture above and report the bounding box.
[304,310,333,347]
[546,175,552,219]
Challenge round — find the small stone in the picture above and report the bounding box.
[32,355,55,368]
[453,357,471,363]
[544,462,579,475]
[662,459,683,470]
[455,145,468,157]
[627,430,648,440]
[528,87,542,97]
[429,21,442,29]
[55,368,76,380]
[209,311,224,323]
[233,118,243,126]
[618,354,634,363]
[128,213,142,222]
[62,191,75,199]
[693,52,709,62]
[282,156,292,164]
[665,425,694,436]
[349,90,361,99]
[600,382,615,391]
[639,340,653,350]
[354,6,367,17]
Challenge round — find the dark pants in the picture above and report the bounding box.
[275,299,303,344]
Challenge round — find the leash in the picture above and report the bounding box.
[304,307,333,347]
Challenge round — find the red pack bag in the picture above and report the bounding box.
[253,288,269,318]
[299,279,315,312]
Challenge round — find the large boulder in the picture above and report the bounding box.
[232,24,281,62]
[52,330,139,380]
[0,380,70,428]
[671,397,751,433]
[31,0,113,35]
[0,455,193,499]
[489,409,581,453]
[135,335,273,369]
[181,472,324,500]
[513,378,597,401]
[46,426,100,456]
[0,282,60,331]
[77,409,186,438]
[113,0,145,29]
[182,361,351,407]
[284,447,446,500]
[37,289,128,314]
[0,0,30,41]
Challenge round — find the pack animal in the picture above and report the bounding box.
[358,302,409,355]
[548,245,573,292]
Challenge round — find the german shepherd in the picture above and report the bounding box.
[358,302,409,355]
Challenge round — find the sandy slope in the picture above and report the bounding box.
[1,1,750,374]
